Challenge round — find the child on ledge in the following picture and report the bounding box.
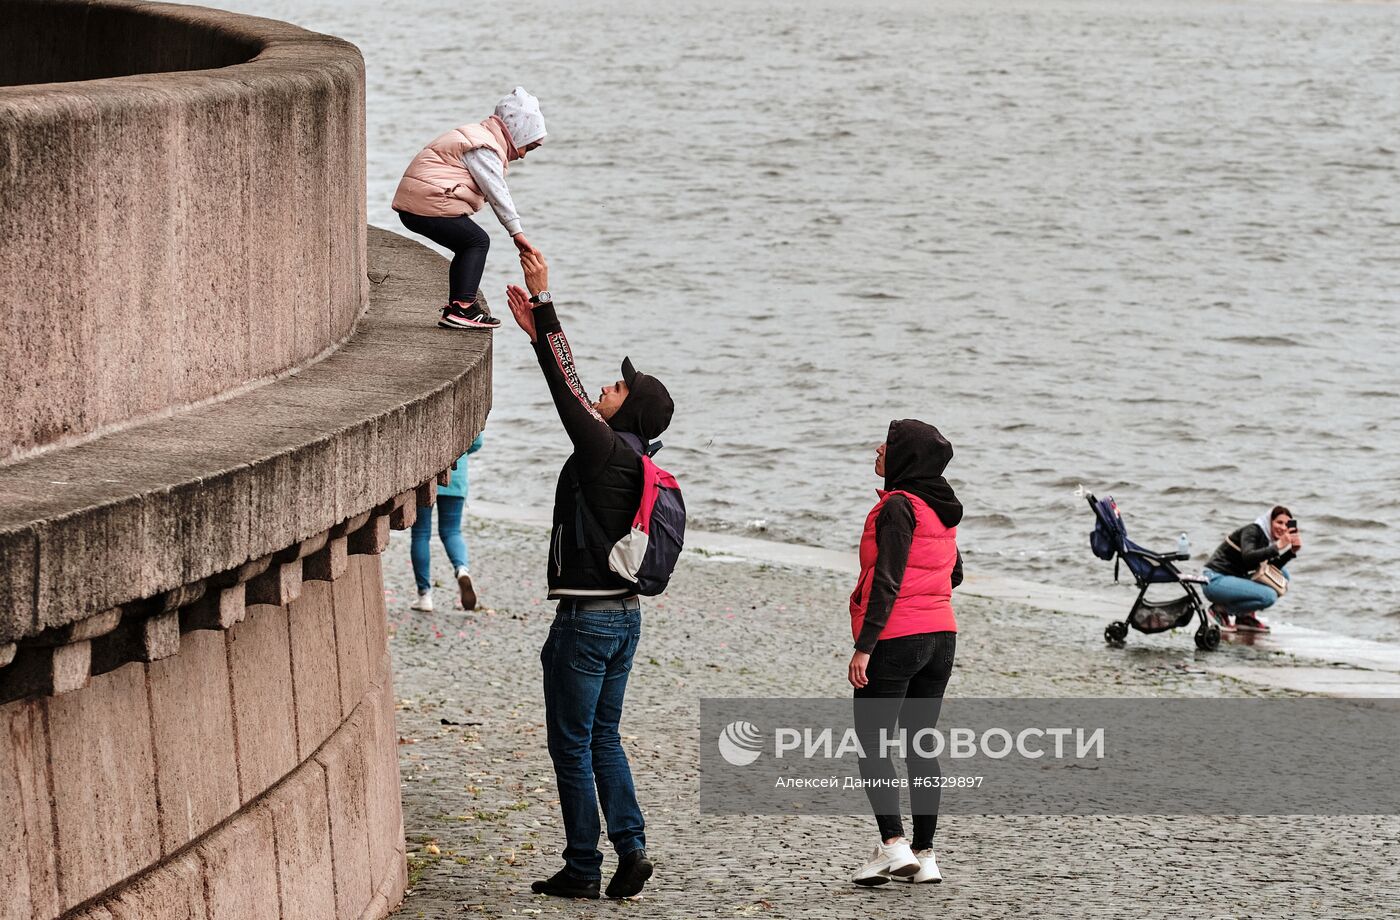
[392,87,546,331]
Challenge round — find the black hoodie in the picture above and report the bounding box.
[855,419,964,653]
[531,303,673,597]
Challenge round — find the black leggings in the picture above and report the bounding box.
[396,210,490,304]
[852,631,957,850]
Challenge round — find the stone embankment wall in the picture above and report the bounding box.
[0,0,367,464]
[0,3,491,919]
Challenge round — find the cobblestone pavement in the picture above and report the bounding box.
[385,519,1399,919]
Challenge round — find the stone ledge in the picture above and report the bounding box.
[0,227,490,646]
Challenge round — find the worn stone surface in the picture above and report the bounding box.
[314,703,375,920]
[289,580,343,759]
[197,802,281,920]
[0,228,490,647]
[0,0,366,463]
[142,609,180,661]
[50,640,93,693]
[385,518,1400,919]
[358,554,390,674]
[183,583,246,632]
[45,663,160,909]
[305,534,349,582]
[226,604,297,804]
[269,764,338,919]
[147,628,240,857]
[349,514,392,556]
[365,659,405,903]
[0,699,59,920]
[334,567,372,721]
[247,559,304,607]
[103,852,207,920]
[390,499,418,531]
[0,551,407,920]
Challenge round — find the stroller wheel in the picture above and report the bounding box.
[1104,621,1128,645]
[1194,624,1221,651]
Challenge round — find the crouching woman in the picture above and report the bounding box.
[1202,505,1301,633]
[847,419,963,887]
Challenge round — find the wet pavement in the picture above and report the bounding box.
[384,517,1399,919]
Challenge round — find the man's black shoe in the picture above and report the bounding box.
[606,848,654,899]
[530,869,600,899]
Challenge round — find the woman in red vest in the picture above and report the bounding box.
[847,419,963,887]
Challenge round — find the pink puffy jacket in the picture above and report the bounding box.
[391,115,517,218]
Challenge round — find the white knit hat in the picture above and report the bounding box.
[494,86,546,149]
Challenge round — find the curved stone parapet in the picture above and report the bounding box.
[1,5,471,915]
[1,231,480,919]
[0,228,490,654]
[0,0,368,461]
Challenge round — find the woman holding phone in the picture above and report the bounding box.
[1201,505,1302,632]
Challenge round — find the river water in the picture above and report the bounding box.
[199,0,1400,640]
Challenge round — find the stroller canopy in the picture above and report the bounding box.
[1088,494,1180,585]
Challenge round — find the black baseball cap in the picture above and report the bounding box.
[616,357,674,440]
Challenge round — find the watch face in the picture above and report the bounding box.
[537,291,552,304]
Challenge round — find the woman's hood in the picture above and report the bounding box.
[493,86,546,153]
[884,418,963,527]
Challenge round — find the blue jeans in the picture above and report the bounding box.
[540,599,646,879]
[1202,566,1288,616]
[410,496,467,593]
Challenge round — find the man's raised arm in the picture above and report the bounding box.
[506,252,614,472]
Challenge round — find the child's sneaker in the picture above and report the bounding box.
[456,566,478,610]
[438,301,501,330]
[1235,613,1271,633]
[410,590,433,612]
[852,838,919,886]
[897,848,942,883]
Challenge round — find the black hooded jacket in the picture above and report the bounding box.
[855,419,964,653]
[531,303,673,597]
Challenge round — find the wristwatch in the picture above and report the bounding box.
[529,290,552,305]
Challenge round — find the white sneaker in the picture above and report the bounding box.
[456,567,477,610]
[897,848,942,883]
[852,838,919,887]
[410,590,433,612]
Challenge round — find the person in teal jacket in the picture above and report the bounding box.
[411,432,484,611]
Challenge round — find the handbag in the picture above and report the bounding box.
[1251,562,1289,597]
[1226,536,1289,598]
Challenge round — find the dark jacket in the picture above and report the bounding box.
[531,304,672,597]
[1204,523,1296,579]
[856,419,964,652]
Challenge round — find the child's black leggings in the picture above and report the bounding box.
[397,210,490,304]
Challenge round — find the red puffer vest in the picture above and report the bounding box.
[849,489,958,643]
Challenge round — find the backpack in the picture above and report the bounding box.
[574,432,686,596]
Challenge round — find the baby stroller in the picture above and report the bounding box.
[1085,493,1218,651]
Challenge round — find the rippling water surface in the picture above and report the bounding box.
[209,0,1400,640]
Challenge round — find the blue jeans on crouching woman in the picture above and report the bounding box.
[1202,566,1290,616]
[541,598,646,880]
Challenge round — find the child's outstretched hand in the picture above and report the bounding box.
[506,285,537,342]
[512,232,536,254]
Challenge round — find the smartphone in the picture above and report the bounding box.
[1287,518,1298,532]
